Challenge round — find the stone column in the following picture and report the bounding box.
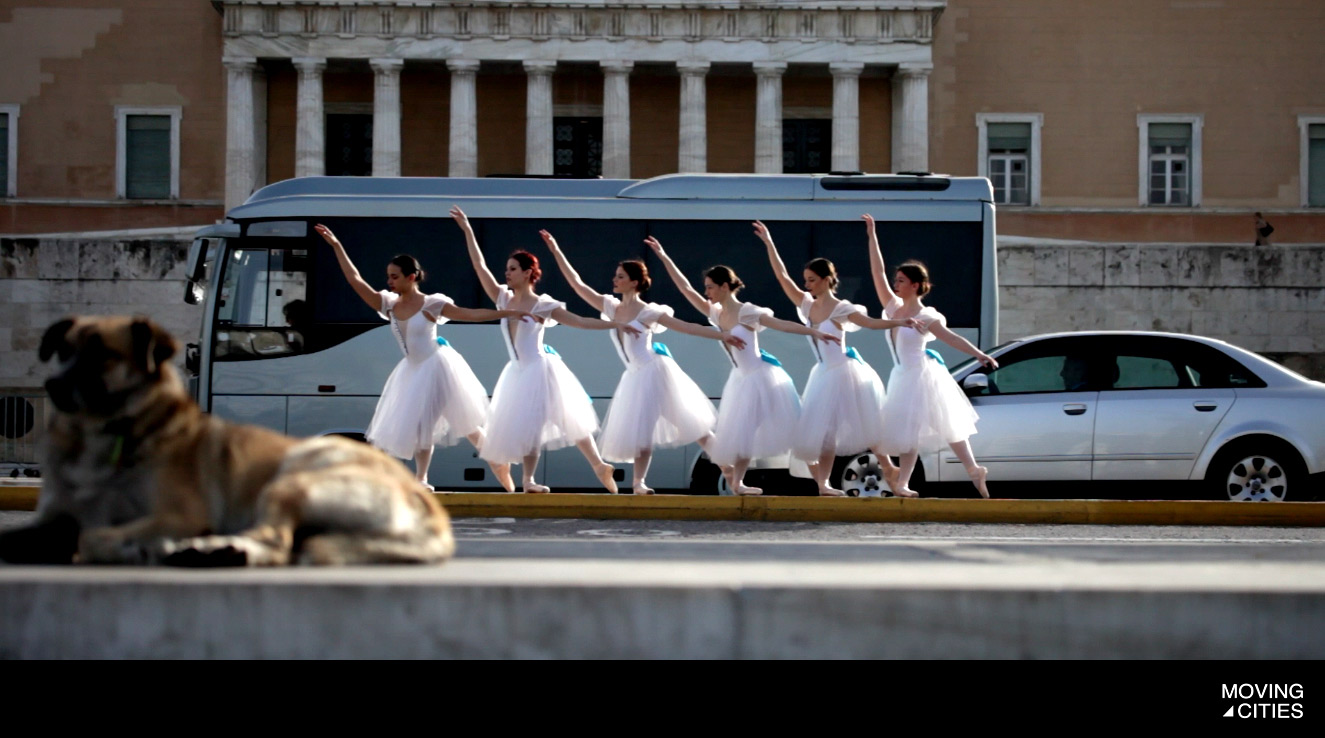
[677,61,709,173]
[601,60,633,179]
[753,62,787,174]
[224,56,258,211]
[891,63,932,174]
[448,59,480,178]
[370,58,404,177]
[524,61,556,175]
[293,57,327,178]
[830,62,864,173]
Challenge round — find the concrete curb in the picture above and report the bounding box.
[4,485,1323,526]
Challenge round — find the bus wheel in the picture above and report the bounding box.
[689,457,734,496]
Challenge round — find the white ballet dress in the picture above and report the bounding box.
[595,296,718,463]
[876,299,980,454]
[366,291,491,460]
[705,302,802,467]
[792,295,889,461]
[479,287,601,464]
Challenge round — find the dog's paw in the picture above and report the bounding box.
[162,543,249,568]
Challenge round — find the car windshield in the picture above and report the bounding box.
[948,341,1014,375]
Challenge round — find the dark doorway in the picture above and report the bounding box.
[553,116,603,178]
[325,114,373,176]
[782,119,832,173]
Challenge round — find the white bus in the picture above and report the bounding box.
[184,173,997,493]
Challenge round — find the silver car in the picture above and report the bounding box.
[893,331,1325,501]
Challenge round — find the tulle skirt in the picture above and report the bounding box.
[479,355,600,464]
[708,364,802,466]
[792,359,888,461]
[598,356,718,463]
[877,359,980,455]
[366,345,490,459]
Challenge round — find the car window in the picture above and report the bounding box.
[973,339,1102,396]
[1114,355,1182,389]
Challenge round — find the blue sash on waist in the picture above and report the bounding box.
[925,348,946,366]
[652,342,672,358]
[759,349,782,367]
[845,346,864,364]
[543,344,558,356]
[435,336,450,347]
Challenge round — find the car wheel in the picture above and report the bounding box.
[833,453,924,497]
[1207,440,1305,502]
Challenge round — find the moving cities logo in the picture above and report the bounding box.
[1222,684,1304,719]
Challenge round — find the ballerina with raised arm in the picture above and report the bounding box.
[754,220,921,497]
[863,213,999,499]
[647,235,841,496]
[315,223,529,492]
[451,206,642,494]
[542,229,748,495]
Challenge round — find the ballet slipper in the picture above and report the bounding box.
[633,483,655,495]
[968,465,990,499]
[596,463,619,494]
[882,462,901,494]
[735,484,763,496]
[524,482,551,494]
[489,462,515,493]
[891,486,919,499]
[818,485,846,497]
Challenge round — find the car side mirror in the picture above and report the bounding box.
[962,372,989,396]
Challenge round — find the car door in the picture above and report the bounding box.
[1091,336,1236,480]
[944,337,1101,481]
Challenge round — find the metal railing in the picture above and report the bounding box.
[1,394,45,479]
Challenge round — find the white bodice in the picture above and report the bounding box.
[797,294,866,368]
[884,297,943,369]
[601,296,674,370]
[378,291,453,364]
[708,301,774,372]
[496,286,565,365]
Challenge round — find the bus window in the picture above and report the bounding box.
[215,248,310,360]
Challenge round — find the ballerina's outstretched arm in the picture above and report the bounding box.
[450,205,502,305]
[754,220,808,307]
[756,314,841,345]
[540,230,606,314]
[314,224,383,311]
[548,307,643,336]
[644,236,711,317]
[847,313,923,332]
[923,316,999,369]
[655,314,747,350]
[862,213,900,309]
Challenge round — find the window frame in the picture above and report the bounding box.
[0,104,17,197]
[976,113,1042,206]
[1298,115,1325,208]
[1137,114,1202,207]
[115,105,181,200]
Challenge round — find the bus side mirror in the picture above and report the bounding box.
[183,237,208,305]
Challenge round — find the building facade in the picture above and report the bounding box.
[1,0,1323,241]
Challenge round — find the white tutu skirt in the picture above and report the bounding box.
[708,364,802,466]
[877,360,980,455]
[479,355,600,464]
[366,345,490,459]
[792,360,888,461]
[598,356,718,463]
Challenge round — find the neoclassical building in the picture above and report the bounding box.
[2,0,1324,240]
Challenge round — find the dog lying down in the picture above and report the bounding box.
[0,316,454,566]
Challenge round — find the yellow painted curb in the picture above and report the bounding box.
[4,485,1323,525]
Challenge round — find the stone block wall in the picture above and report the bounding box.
[0,236,200,391]
[1,238,1323,393]
[997,243,1325,380]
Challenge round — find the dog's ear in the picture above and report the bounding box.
[39,318,77,363]
[130,318,179,374]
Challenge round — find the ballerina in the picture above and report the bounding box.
[863,214,999,498]
[315,223,526,492]
[753,220,921,497]
[647,235,840,496]
[451,206,642,494]
[541,229,747,495]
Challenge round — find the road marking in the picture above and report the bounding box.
[577,529,681,538]
[857,535,1314,544]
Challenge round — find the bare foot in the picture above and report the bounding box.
[968,465,990,499]
[818,485,846,497]
[633,483,655,495]
[596,463,619,494]
[882,461,901,494]
[735,484,763,496]
[524,481,551,494]
[722,466,736,489]
[419,480,435,492]
[490,462,515,493]
[891,486,919,499]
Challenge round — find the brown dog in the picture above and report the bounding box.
[0,316,454,566]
